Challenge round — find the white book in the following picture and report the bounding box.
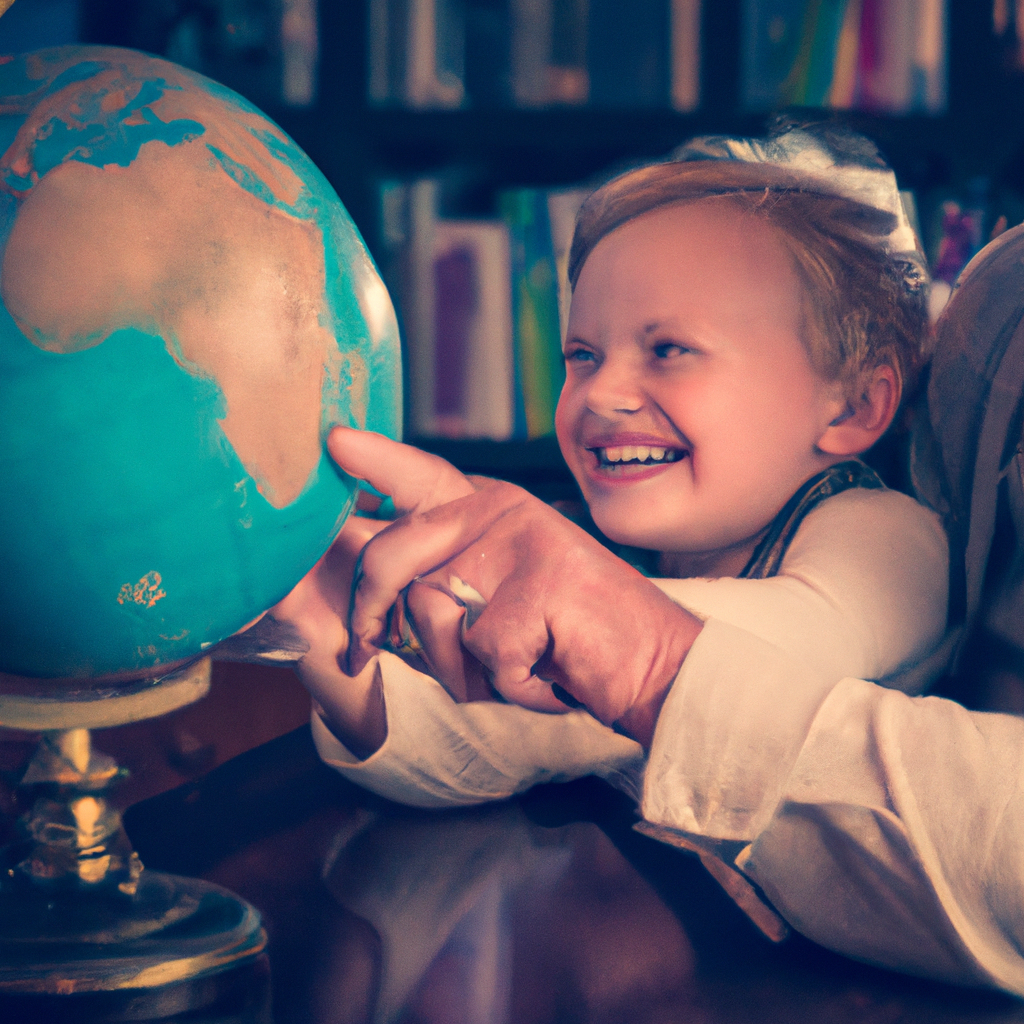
[511,0,553,106]
[432,221,515,440]
[914,0,946,113]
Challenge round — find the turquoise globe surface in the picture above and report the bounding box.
[0,46,402,679]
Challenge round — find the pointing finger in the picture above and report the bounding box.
[327,427,475,514]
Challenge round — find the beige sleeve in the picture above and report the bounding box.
[313,651,645,809]
[644,618,1024,993]
[651,488,950,691]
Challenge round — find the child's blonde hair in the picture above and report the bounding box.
[568,159,930,401]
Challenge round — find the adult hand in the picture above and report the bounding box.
[329,428,703,747]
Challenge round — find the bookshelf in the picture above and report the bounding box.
[76,0,1024,492]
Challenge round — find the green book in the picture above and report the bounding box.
[500,188,564,438]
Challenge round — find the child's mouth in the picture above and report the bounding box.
[591,445,687,469]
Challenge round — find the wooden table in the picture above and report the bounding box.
[2,665,1023,1023]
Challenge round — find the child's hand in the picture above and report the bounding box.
[328,428,703,748]
[389,579,496,702]
[270,513,392,757]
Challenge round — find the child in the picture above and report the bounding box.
[266,126,950,816]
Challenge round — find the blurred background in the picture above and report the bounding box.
[3,0,1013,456]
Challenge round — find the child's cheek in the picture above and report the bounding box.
[553,392,576,467]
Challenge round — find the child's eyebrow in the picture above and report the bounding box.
[640,319,683,336]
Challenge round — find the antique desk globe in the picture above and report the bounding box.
[0,46,401,1002]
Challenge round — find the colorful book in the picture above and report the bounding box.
[501,189,565,438]
[742,0,946,114]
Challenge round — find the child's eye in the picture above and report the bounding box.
[653,341,690,358]
[564,346,596,363]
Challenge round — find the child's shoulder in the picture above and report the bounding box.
[790,485,947,570]
[653,486,949,689]
[781,486,948,651]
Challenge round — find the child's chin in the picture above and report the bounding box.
[591,515,662,551]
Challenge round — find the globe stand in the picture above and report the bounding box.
[0,660,266,1015]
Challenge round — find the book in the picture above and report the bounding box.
[381,180,591,440]
[742,0,946,114]
[671,0,702,112]
[368,0,407,104]
[377,179,439,435]
[369,0,465,107]
[501,189,565,437]
[433,221,516,439]
[510,0,553,106]
[282,0,318,106]
[547,187,590,344]
[550,0,590,105]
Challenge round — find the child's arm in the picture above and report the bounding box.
[268,513,392,757]
[651,487,950,693]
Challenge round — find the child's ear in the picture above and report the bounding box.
[817,365,901,457]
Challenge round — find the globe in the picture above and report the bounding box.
[0,46,402,680]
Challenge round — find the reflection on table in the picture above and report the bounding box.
[3,665,1024,1023]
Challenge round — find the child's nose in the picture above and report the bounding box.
[585,361,645,416]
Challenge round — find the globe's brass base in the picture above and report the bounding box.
[0,870,266,995]
[0,955,270,1024]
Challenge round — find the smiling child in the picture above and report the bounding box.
[266,126,949,816]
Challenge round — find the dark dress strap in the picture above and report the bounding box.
[739,460,885,580]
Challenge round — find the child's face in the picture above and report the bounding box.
[555,199,846,574]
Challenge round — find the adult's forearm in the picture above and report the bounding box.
[643,625,1024,993]
[741,678,1024,993]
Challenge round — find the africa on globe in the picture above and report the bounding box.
[0,46,402,679]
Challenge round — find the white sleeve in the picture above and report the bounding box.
[743,677,1024,993]
[642,621,1024,993]
[647,618,1024,995]
[651,488,950,692]
[312,651,644,809]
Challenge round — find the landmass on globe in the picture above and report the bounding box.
[0,47,402,679]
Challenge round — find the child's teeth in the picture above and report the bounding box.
[598,445,682,465]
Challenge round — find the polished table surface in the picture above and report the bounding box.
[3,668,1024,1023]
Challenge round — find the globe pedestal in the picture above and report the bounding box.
[0,661,267,1016]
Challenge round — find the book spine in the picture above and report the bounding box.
[670,0,702,111]
[407,180,439,435]
[433,239,475,436]
[502,189,564,438]
[511,0,554,106]
[546,187,589,344]
[459,223,516,440]
[368,0,392,102]
[406,0,465,107]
